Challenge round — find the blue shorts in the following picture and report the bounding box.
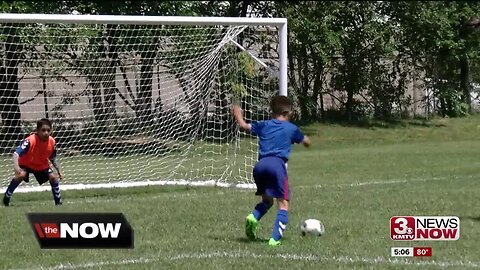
[253,156,289,200]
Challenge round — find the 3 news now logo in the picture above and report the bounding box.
[390,216,460,241]
[27,213,134,249]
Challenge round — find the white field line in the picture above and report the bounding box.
[5,174,477,205]
[12,251,480,270]
[295,174,479,190]
[19,174,476,206]
[9,173,478,195]
[58,174,474,205]
[8,180,256,194]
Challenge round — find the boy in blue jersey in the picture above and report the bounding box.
[232,95,311,246]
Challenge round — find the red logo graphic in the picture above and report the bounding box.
[390,216,415,240]
[390,216,460,241]
[34,223,60,238]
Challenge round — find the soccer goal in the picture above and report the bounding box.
[0,13,287,192]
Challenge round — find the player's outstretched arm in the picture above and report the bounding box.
[49,149,64,180]
[12,139,29,178]
[12,153,26,179]
[231,104,251,131]
[51,160,64,180]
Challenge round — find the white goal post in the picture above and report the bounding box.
[0,13,287,193]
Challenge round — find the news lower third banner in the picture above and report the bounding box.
[27,213,134,249]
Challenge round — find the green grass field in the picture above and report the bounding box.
[1,115,479,270]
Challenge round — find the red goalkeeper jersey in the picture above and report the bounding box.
[17,134,56,171]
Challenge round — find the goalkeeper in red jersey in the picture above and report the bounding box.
[2,118,64,206]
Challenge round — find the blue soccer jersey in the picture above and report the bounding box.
[250,119,305,162]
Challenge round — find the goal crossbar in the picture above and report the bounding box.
[0,13,288,96]
[0,13,287,26]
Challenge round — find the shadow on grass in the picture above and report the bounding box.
[295,116,447,130]
[209,235,269,244]
[235,237,269,243]
[461,216,480,222]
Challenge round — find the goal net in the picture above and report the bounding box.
[0,14,287,192]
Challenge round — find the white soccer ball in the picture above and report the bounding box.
[300,219,325,236]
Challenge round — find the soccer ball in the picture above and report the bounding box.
[300,219,325,236]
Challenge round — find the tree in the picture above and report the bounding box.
[0,2,49,148]
[59,1,197,130]
[386,1,480,117]
[274,1,342,120]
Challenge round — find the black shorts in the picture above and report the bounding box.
[20,166,53,185]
